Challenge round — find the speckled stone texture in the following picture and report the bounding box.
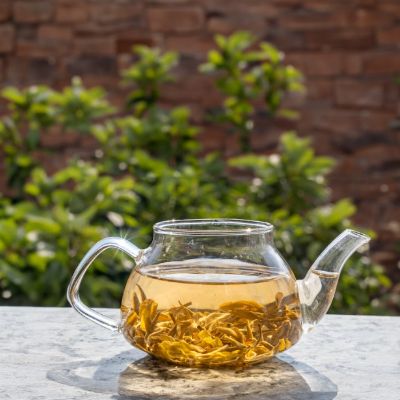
[0,308,399,399]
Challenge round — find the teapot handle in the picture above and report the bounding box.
[67,237,142,332]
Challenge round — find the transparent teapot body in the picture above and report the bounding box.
[120,220,303,367]
[68,219,370,368]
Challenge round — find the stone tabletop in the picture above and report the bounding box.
[0,308,399,400]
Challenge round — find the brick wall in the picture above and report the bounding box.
[0,0,399,272]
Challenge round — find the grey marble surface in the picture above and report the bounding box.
[0,307,399,400]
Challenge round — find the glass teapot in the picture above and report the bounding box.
[67,219,369,368]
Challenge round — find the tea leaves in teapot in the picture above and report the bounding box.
[121,266,302,368]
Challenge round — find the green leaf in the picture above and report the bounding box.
[16,155,33,167]
[260,43,282,64]
[24,183,40,196]
[209,50,223,66]
[315,200,357,227]
[0,220,18,244]
[27,253,51,271]
[25,216,61,235]
[2,87,25,105]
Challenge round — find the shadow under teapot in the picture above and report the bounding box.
[47,350,337,399]
[117,354,338,400]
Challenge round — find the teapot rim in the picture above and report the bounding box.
[153,218,274,236]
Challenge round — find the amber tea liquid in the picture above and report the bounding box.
[121,259,302,368]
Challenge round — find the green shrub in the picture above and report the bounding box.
[0,32,392,314]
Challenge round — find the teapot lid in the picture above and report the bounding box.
[154,219,273,236]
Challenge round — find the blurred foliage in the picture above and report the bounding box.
[200,31,304,152]
[123,46,178,116]
[0,32,394,314]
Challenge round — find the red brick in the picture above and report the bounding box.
[79,134,98,150]
[55,0,89,23]
[335,80,384,108]
[73,36,116,56]
[311,109,361,134]
[280,92,305,110]
[378,0,400,15]
[14,1,54,23]
[74,21,136,36]
[202,0,279,16]
[6,57,56,85]
[147,6,205,33]
[344,54,363,76]
[116,31,160,54]
[271,0,303,4]
[360,111,396,132]
[332,131,397,158]
[304,29,375,50]
[212,2,280,19]
[251,123,291,152]
[207,15,267,35]
[186,102,204,123]
[31,151,69,175]
[351,9,375,28]
[363,53,400,74]
[16,25,36,40]
[223,134,242,157]
[0,1,11,22]
[38,25,73,42]
[385,82,399,108]
[381,212,400,241]
[289,53,343,77]
[198,127,226,152]
[355,145,400,173]
[373,251,399,266]
[66,56,117,77]
[302,1,338,12]
[161,74,218,105]
[16,39,64,58]
[266,30,306,51]
[41,127,81,148]
[285,53,308,74]
[378,27,400,46]
[148,0,192,3]
[354,0,377,6]
[306,78,334,100]
[116,53,135,71]
[0,24,14,54]
[348,8,394,28]
[241,3,280,18]
[89,2,143,23]
[278,11,348,31]
[165,34,215,57]
[333,186,388,219]
[331,161,370,185]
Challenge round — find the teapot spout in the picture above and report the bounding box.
[297,229,370,332]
